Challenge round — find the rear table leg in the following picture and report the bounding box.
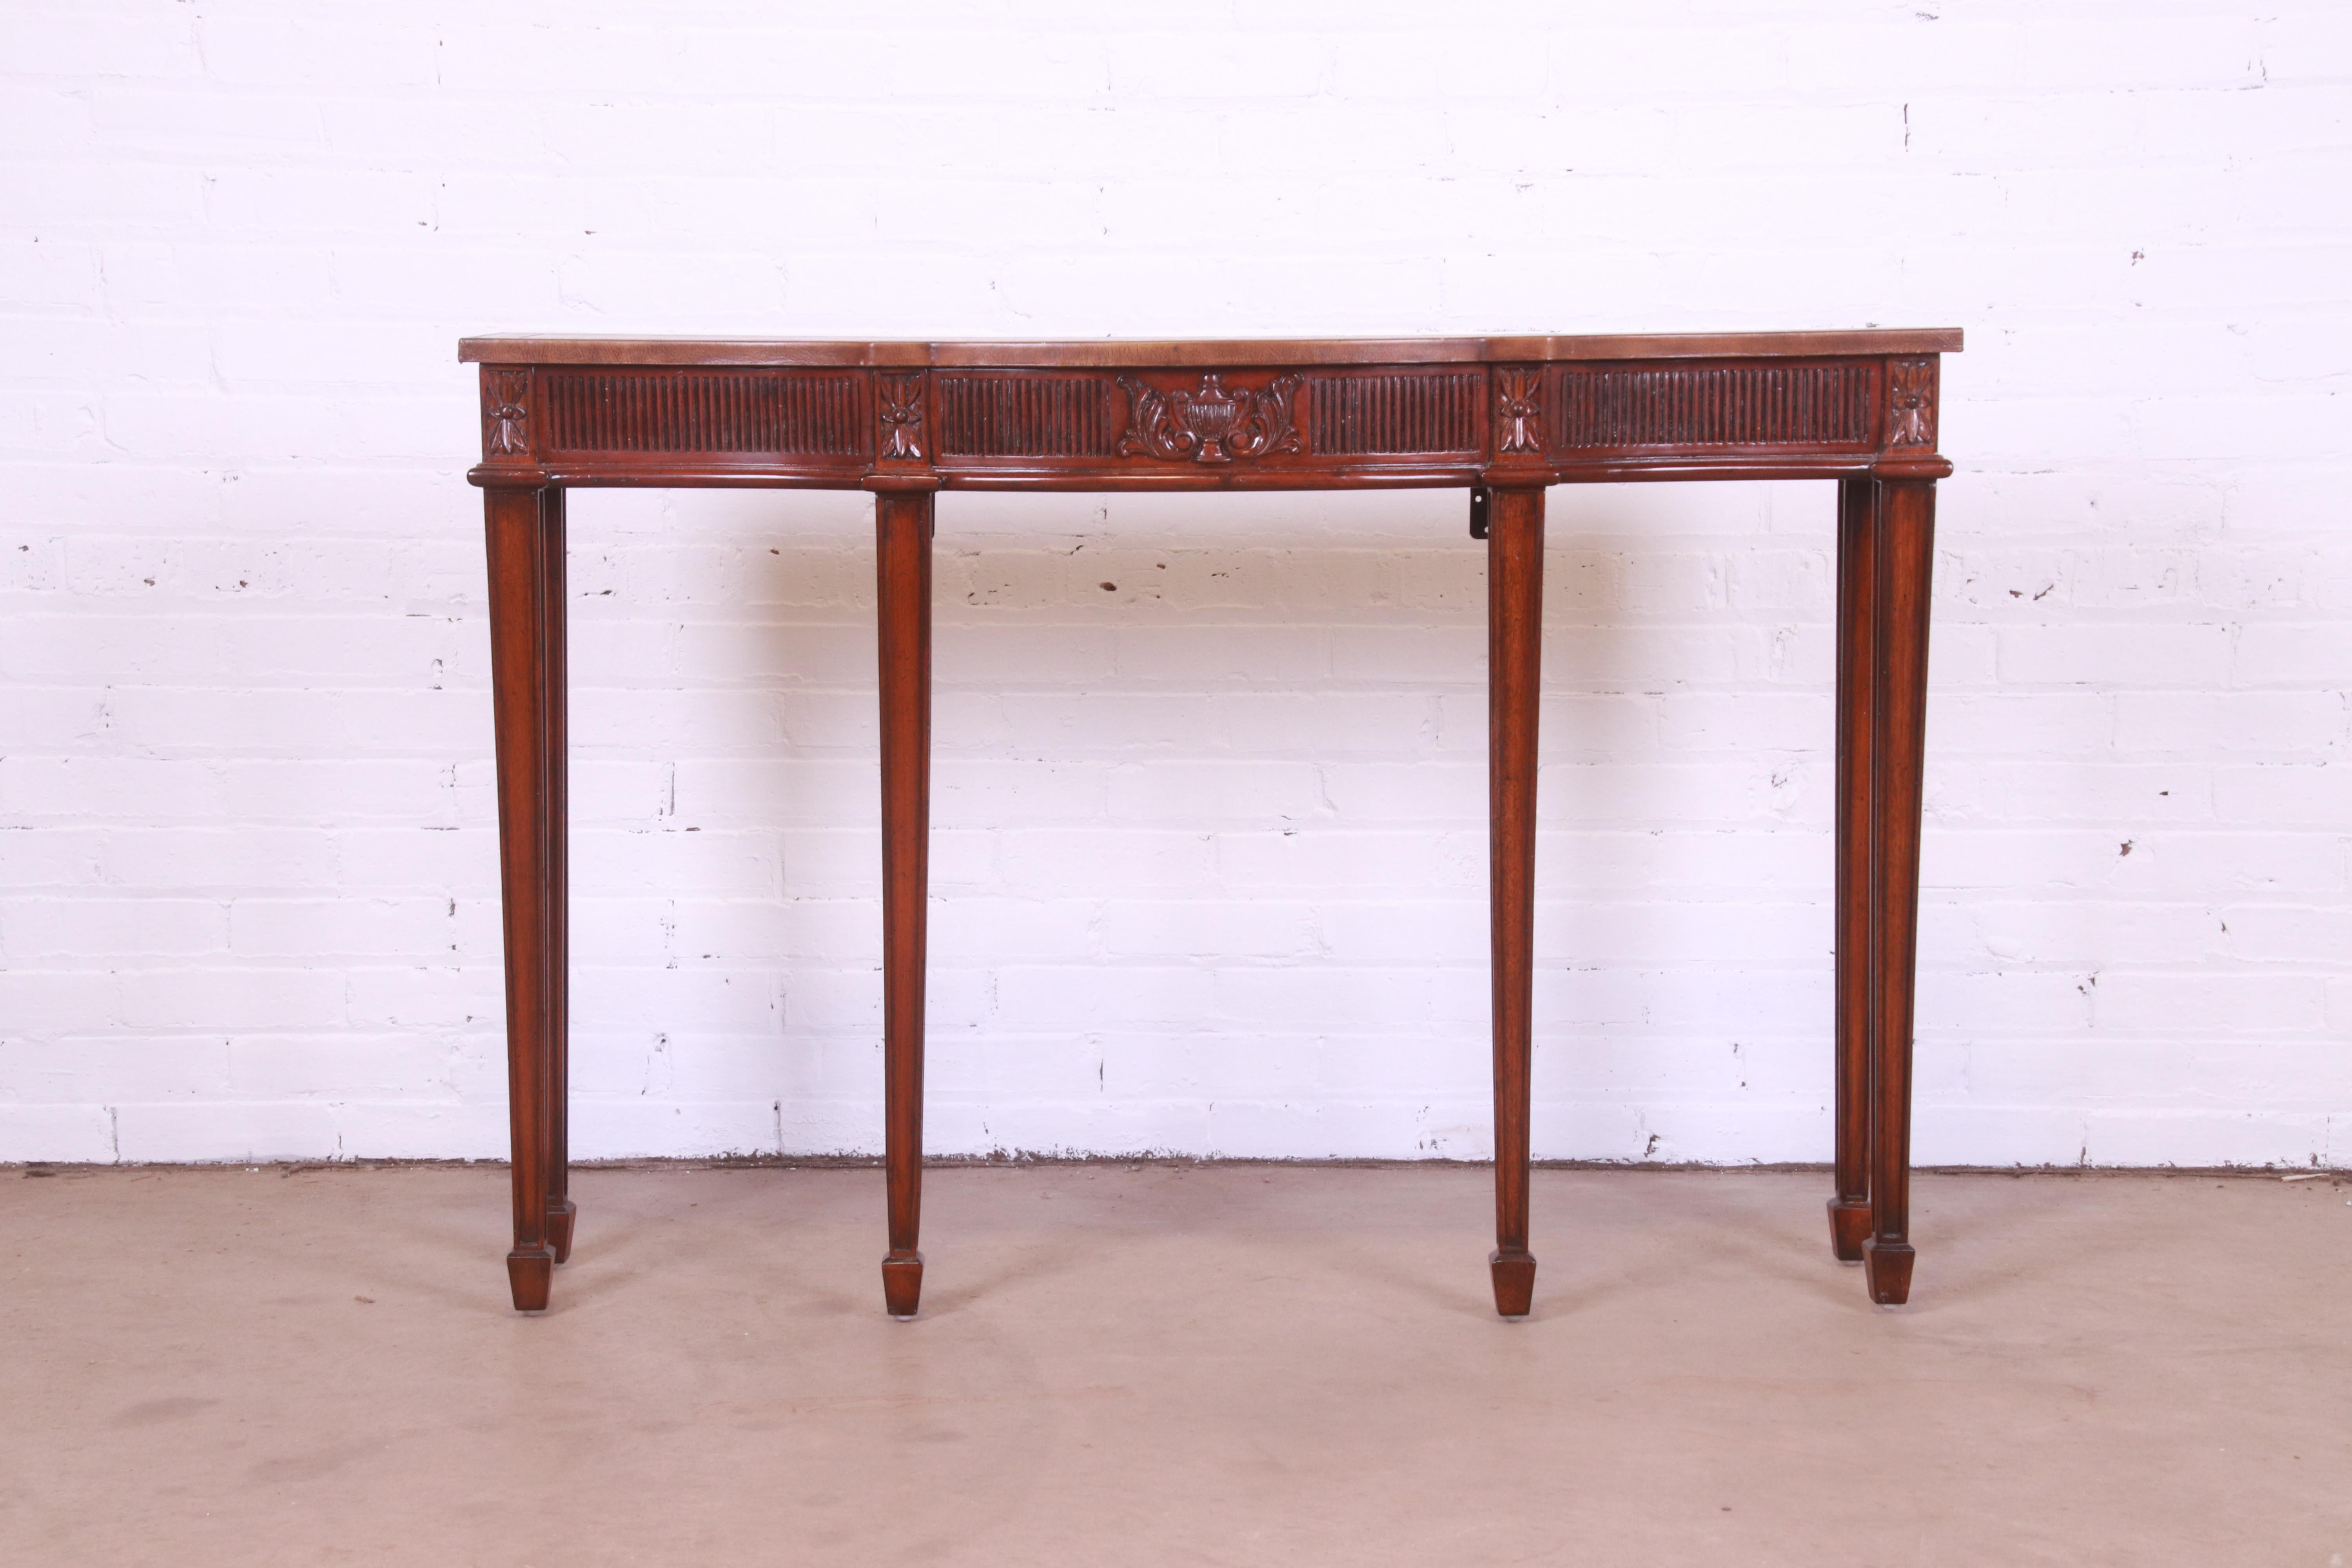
[1829,478,1876,1264]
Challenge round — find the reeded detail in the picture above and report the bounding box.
[541,370,864,455]
[1307,372,1485,455]
[935,374,1118,458]
[1551,362,1876,450]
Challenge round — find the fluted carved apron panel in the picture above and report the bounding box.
[1548,360,1879,454]
[935,373,1121,458]
[1305,371,1487,456]
[540,370,868,456]
[463,336,1953,486]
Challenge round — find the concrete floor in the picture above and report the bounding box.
[2,1164,2347,1566]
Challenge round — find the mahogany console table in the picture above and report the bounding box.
[461,330,1958,1318]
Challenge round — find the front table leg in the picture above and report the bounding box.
[876,490,934,1319]
[485,484,570,1311]
[1486,485,1546,1318]
[1864,478,1937,1306]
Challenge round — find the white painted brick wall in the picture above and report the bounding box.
[3,0,2347,1166]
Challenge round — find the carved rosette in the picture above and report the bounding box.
[877,372,926,460]
[1116,373,1303,464]
[483,369,531,459]
[1495,367,1543,456]
[1886,358,1937,450]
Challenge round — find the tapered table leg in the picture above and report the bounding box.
[485,484,569,1310]
[1863,478,1937,1306]
[1828,479,1876,1263]
[876,490,934,1319]
[1486,485,1545,1318]
[540,489,575,1267]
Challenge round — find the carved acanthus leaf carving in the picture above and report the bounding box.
[1117,373,1303,464]
[1495,367,1543,456]
[877,372,925,460]
[484,369,530,458]
[1887,359,1936,449]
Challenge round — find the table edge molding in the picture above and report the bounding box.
[459,328,1965,367]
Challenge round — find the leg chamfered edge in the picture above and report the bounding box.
[506,1247,554,1312]
[882,1252,926,1320]
[546,1199,577,1266]
[1827,1199,1870,1263]
[1862,1238,1915,1305]
[1488,1249,1537,1318]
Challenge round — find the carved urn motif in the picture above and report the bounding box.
[1118,372,1304,463]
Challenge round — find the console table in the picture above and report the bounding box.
[461,330,1958,1318]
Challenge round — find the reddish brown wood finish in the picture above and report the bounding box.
[1486,485,1545,1318]
[876,488,934,1319]
[466,332,1956,1318]
[459,330,1962,370]
[459,336,1960,495]
[483,483,566,1310]
[1829,478,1876,1263]
[1863,479,1938,1307]
[541,488,575,1269]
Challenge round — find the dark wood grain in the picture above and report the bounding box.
[1486,485,1546,1318]
[1828,478,1876,1264]
[1863,479,1938,1307]
[540,488,574,1269]
[459,330,1962,368]
[466,332,1955,1316]
[483,483,563,1311]
[876,489,934,1319]
[464,342,1956,497]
